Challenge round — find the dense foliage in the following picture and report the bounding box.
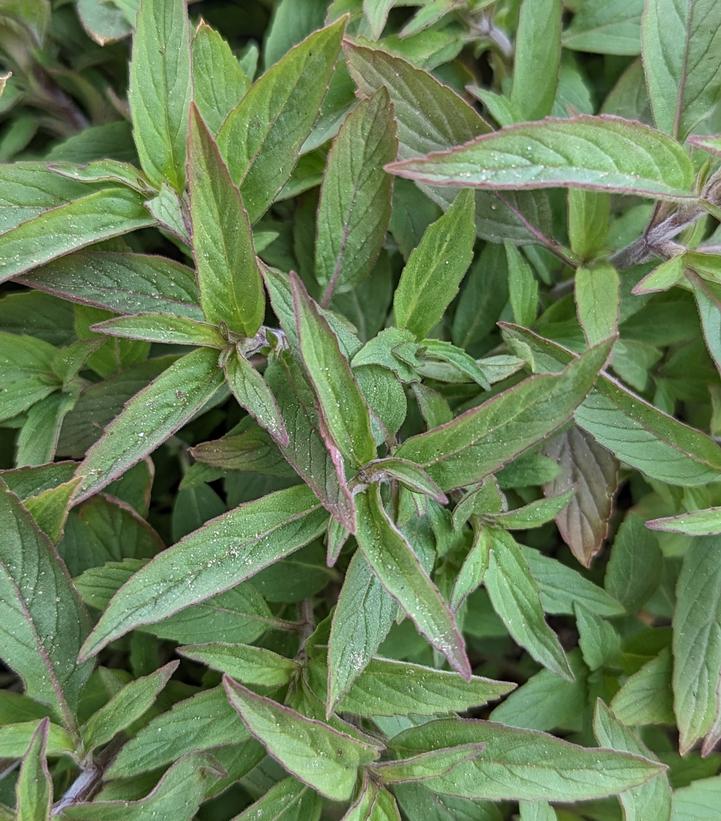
[2,0,721,817]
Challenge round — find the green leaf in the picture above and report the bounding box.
[543,426,618,567]
[605,514,663,612]
[642,0,721,139]
[315,87,397,300]
[23,478,80,543]
[192,20,250,134]
[611,648,675,726]
[63,754,221,820]
[218,19,345,222]
[18,251,202,320]
[363,0,394,39]
[355,484,470,678]
[223,676,380,801]
[501,324,721,485]
[387,116,696,201]
[128,0,191,190]
[0,480,91,729]
[0,720,73,760]
[327,550,397,713]
[593,700,672,821]
[324,656,514,717]
[73,347,224,502]
[488,492,573,530]
[647,506,721,535]
[91,313,226,348]
[395,340,611,490]
[0,332,56,423]
[505,242,539,328]
[673,535,721,754]
[357,457,448,504]
[80,661,177,753]
[17,392,76,468]
[671,776,721,820]
[105,687,246,778]
[568,189,611,261]
[511,0,561,120]
[563,0,643,56]
[79,485,327,659]
[0,188,154,284]
[575,263,620,345]
[519,802,557,821]
[485,528,573,680]
[390,718,666,802]
[265,351,356,531]
[292,273,376,468]
[236,777,323,821]
[343,775,400,821]
[15,718,52,821]
[393,190,475,339]
[574,603,621,670]
[188,105,265,337]
[176,643,298,688]
[223,347,289,446]
[374,743,486,784]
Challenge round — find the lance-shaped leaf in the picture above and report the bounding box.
[394,189,475,340]
[647,507,721,536]
[611,649,674,727]
[485,528,573,680]
[62,754,221,821]
[390,718,666,802]
[642,0,721,140]
[188,105,265,337]
[224,347,289,446]
[80,661,178,753]
[106,687,247,778]
[357,457,448,504]
[395,340,611,491]
[313,655,514,717]
[78,484,328,659]
[192,20,250,134]
[374,743,486,785]
[15,718,52,821]
[327,551,396,713]
[543,426,617,567]
[0,480,91,729]
[218,19,345,222]
[265,352,356,531]
[73,347,224,503]
[511,0,561,120]
[237,777,323,821]
[562,0,643,56]
[673,535,721,754]
[355,484,471,678]
[91,314,226,348]
[501,324,721,486]
[575,263,620,345]
[18,251,202,319]
[76,559,292,645]
[315,87,397,300]
[0,188,154,284]
[176,642,298,688]
[387,116,696,201]
[292,272,376,469]
[128,0,191,191]
[343,775,400,821]
[593,700,672,821]
[223,676,379,801]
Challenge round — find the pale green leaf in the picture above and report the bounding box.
[235,777,322,821]
[188,105,265,337]
[388,116,696,201]
[394,189,475,339]
[224,676,379,801]
[511,0,561,120]
[0,188,154,284]
[74,347,224,502]
[647,506,721,535]
[315,87,396,299]
[92,313,226,348]
[505,242,539,328]
[177,643,298,688]
[355,484,471,678]
[15,718,52,821]
[128,0,191,190]
[611,648,675,726]
[218,20,345,222]
[79,485,327,659]
[575,263,620,345]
